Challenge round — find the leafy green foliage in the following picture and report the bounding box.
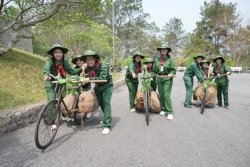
[140,71,153,92]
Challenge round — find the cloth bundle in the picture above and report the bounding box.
[149,91,161,113]
[134,91,144,111]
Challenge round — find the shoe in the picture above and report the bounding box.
[130,108,136,112]
[100,121,103,124]
[215,104,222,107]
[102,128,110,135]
[167,114,173,120]
[62,116,72,121]
[51,125,57,130]
[86,113,91,118]
[184,105,192,108]
[225,106,229,109]
[159,111,166,116]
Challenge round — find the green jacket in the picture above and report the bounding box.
[43,58,82,88]
[213,64,231,85]
[84,62,112,87]
[184,62,204,82]
[125,61,141,83]
[153,56,176,82]
[201,67,209,77]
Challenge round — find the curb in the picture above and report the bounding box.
[0,79,126,136]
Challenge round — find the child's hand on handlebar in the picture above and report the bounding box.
[84,78,90,84]
[167,74,172,78]
[44,76,51,81]
[132,73,137,78]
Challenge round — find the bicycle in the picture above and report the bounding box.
[141,71,175,125]
[141,73,152,126]
[199,74,227,114]
[34,74,106,149]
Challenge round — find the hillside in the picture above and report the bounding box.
[0,48,47,110]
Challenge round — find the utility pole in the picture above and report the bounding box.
[112,0,115,76]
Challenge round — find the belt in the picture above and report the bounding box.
[158,73,168,75]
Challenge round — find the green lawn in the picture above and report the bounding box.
[0,48,47,110]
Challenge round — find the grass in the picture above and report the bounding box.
[0,49,124,111]
[110,72,123,82]
[0,48,47,110]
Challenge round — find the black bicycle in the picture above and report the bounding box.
[34,74,106,149]
[141,75,151,125]
[200,88,208,114]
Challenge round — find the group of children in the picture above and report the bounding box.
[125,45,231,121]
[42,43,231,135]
[43,44,112,135]
[125,44,176,120]
[183,54,231,109]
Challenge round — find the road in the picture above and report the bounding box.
[0,72,250,167]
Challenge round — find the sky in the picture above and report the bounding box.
[142,0,250,33]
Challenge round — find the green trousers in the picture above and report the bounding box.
[217,85,229,106]
[125,78,138,109]
[183,76,193,106]
[94,82,113,129]
[158,79,173,114]
[151,79,157,92]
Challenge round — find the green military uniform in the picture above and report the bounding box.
[183,54,205,107]
[153,44,176,115]
[212,56,231,107]
[72,55,83,66]
[143,58,157,91]
[43,44,82,101]
[82,50,113,129]
[200,59,211,79]
[125,51,145,110]
[72,55,88,90]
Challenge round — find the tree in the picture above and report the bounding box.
[35,20,122,61]
[98,0,150,58]
[195,0,238,55]
[0,0,105,55]
[224,26,250,66]
[162,17,186,58]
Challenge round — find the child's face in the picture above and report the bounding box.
[76,59,83,67]
[85,56,96,67]
[202,63,208,68]
[135,56,141,63]
[147,62,153,68]
[216,59,222,64]
[160,48,168,55]
[196,57,203,63]
[53,49,63,61]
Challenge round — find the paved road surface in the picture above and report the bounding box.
[0,72,250,167]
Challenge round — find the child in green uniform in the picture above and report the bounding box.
[183,54,205,108]
[143,58,157,91]
[211,56,231,109]
[200,59,211,80]
[153,44,176,120]
[125,51,145,112]
[82,50,113,135]
[43,44,83,121]
[72,55,84,69]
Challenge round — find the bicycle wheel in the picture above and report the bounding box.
[74,112,82,125]
[200,88,208,114]
[34,99,61,149]
[145,91,149,125]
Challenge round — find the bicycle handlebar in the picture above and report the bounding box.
[52,80,107,84]
[141,74,176,79]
